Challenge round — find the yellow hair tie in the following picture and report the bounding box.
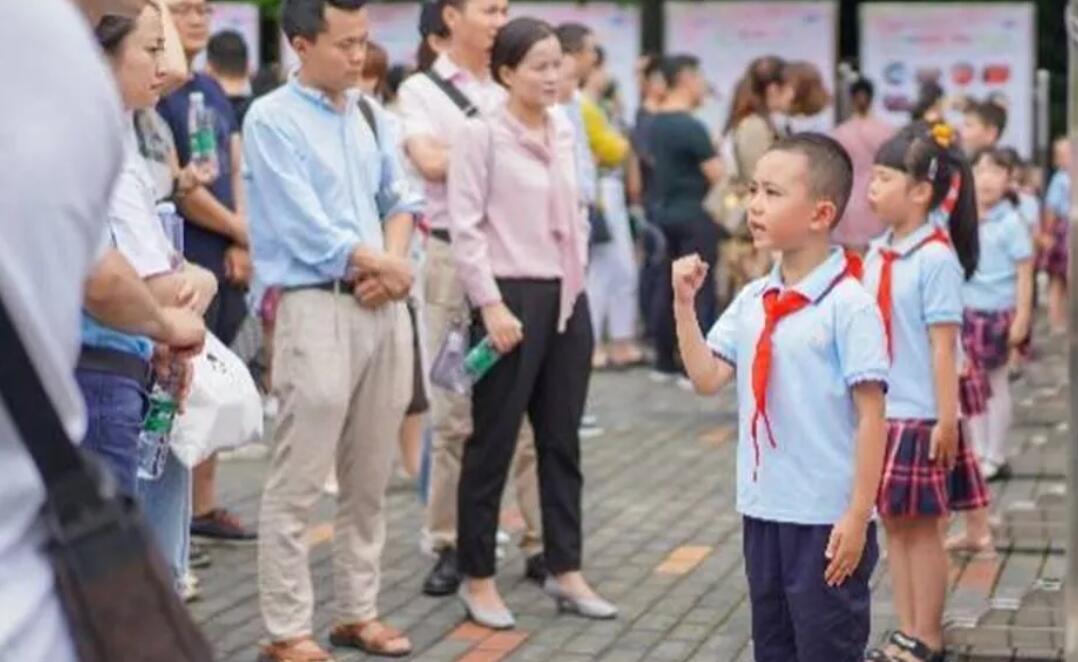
[931,123,954,149]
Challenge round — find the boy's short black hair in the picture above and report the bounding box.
[281,0,368,42]
[769,132,854,224]
[849,77,874,100]
[207,30,248,78]
[965,99,1008,136]
[554,22,592,56]
[659,54,699,88]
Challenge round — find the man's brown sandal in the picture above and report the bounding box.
[330,620,413,658]
[258,636,335,662]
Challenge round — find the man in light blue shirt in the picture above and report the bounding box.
[246,1,421,658]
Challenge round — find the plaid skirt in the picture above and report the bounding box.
[877,419,990,517]
[959,368,991,418]
[962,308,1013,373]
[1038,219,1068,281]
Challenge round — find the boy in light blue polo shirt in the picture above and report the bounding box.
[672,133,888,662]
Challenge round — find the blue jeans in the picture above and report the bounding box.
[76,369,145,498]
[137,450,191,588]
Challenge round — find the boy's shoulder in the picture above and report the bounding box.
[831,276,881,318]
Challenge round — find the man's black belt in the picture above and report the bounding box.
[77,346,152,388]
[287,280,356,295]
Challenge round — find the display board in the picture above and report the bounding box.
[664,1,837,136]
[281,2,640,118]
[860,3,1035,155]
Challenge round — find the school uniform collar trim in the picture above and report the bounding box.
[983,200,1014,224]
[883,222,940,258]
[762,247,849,304]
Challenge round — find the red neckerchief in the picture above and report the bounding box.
[749,251,862,480]
[876,228,950,360]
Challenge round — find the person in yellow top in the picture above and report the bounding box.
[556,23,644,369]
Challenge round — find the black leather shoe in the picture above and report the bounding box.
[524,553,548,585]
[422,548,461,597]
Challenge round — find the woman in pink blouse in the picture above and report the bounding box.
[447,17,615,630]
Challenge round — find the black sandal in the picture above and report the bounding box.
[865,630,906,661]
[890,631,945,662]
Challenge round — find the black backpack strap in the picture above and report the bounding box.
[0,293,85,490]
[357,96,379,145]
[424,69,479,118]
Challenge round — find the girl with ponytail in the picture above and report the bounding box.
[862,122,989,662]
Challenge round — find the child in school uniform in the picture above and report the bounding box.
[961,148,1035,482]
[1040,137,1071,335]
[862,123,990,662]
[673,133,889,662]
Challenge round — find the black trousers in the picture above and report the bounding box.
[458,279,593,578]
[204,278,248,346]
[649,218,721,373]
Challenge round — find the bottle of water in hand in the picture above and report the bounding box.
[187,91,218,173]
[137,370,179,481]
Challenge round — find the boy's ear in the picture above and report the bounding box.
[811,198,839,232]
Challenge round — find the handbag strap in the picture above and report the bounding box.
[424,69,479,118]
[0,293,87,490]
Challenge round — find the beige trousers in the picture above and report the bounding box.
[258,290,411,639]
[422,237,542,556]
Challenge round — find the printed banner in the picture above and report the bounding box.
[860,3,1035,155]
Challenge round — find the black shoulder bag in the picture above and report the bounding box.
[424,69,480,118]
[0,295,214,662]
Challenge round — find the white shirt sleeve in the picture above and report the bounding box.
[107,159,174,278]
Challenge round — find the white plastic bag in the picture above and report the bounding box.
[170,332,263,468]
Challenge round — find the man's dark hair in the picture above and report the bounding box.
[849,77,874,101]
[966,99,1008,137]
[207,30,248,78]
[281,0,368,42]
[659,54,699,89]
[554,22,591,55]
[769,132,855,223]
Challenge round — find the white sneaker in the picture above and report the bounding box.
[579,424,605,440]
[181,571,202,603]
[323,473,339,496]
[676,376,695,392]
[649,370,676,384]
[262,394,280,419]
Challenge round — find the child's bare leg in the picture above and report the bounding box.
[908,517,949,651]
[397,413,424,479]
[883,517,916,636]
[1049,278,1068,333]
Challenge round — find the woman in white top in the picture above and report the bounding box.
[89,5,216,588]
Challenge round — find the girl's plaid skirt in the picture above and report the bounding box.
[877,419,991,518]
[959,368,991,418]
[962,308,1013,373]
[1038,219,1068,281]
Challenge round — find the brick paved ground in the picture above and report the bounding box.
[191,330,1069,662]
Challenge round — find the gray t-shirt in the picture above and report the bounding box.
[0,1,124,658]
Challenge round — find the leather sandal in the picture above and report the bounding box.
[258,636,335,662]
[330,620,412,658]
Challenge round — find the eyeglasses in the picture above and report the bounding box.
[169,3,214,18]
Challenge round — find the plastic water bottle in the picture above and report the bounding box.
[429,326,503,395]
[463,337,501,382]
[156,202,184,270]
[187,91,218,172]
[137,376,178,481]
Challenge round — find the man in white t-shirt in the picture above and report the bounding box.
[397,0,549,598]
[0,1,204,659]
